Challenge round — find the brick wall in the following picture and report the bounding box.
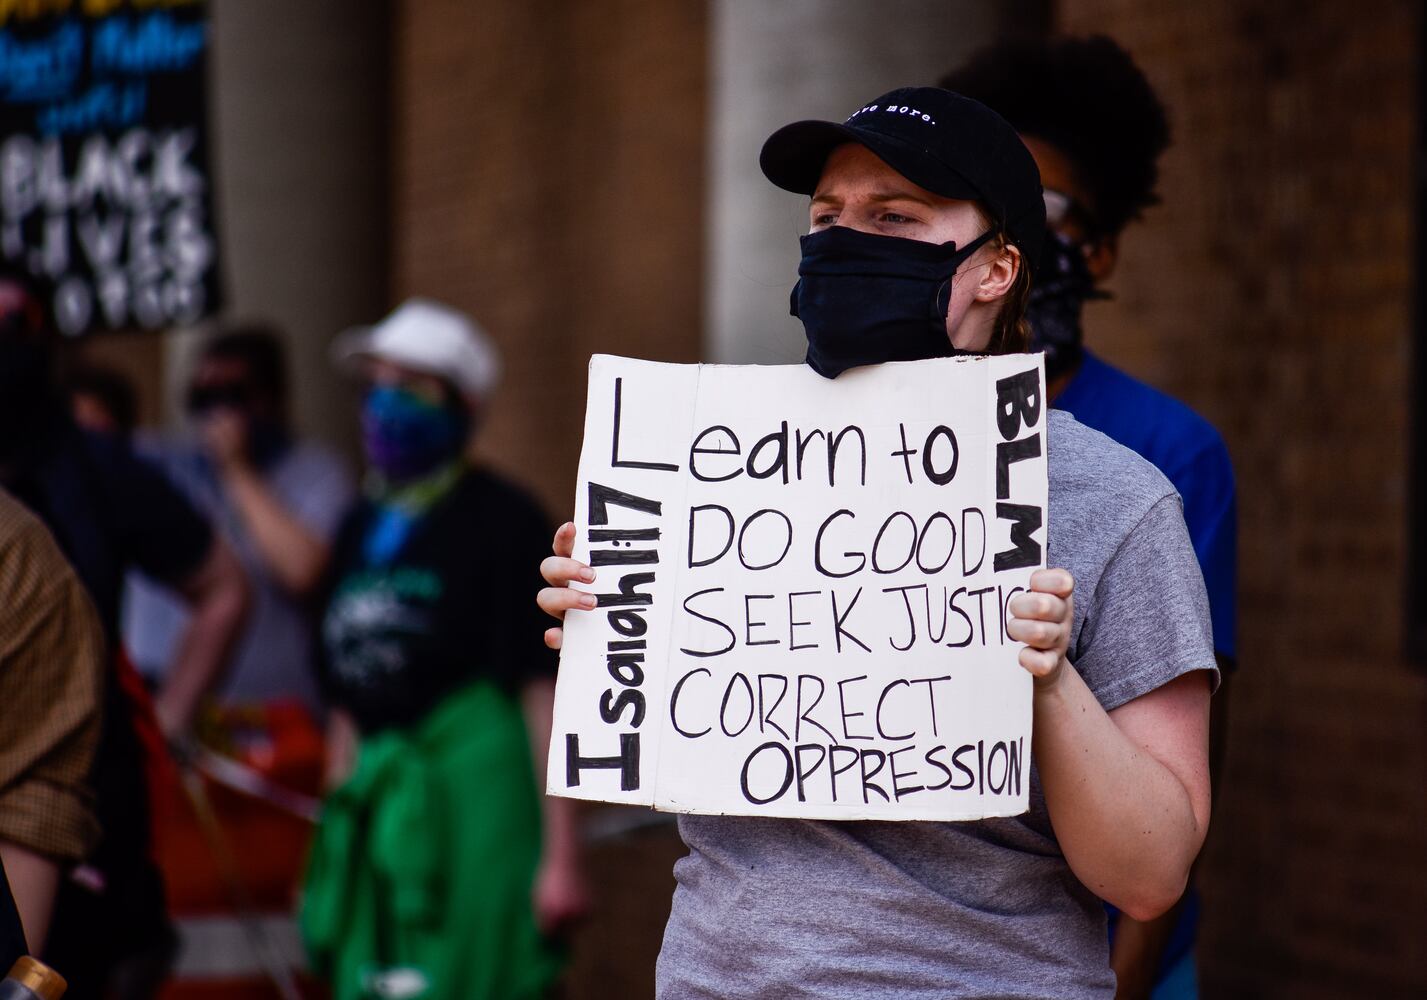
[393,0,707,519]
[1054,2,1427,995]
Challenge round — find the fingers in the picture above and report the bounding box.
[1029,567,1074,598]
[1009,568,1073,667]
[1005,616,1063,649]
[553,521,577,559]
[542,555,594,587]
[1011,567,1074,686]
[1018,645,1061,678]
[1007,590,1067,625]
[537,585,596,621]
[539,524,592,641]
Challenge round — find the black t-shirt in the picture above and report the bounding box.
[319,467,558,733]
[6,425,213,638]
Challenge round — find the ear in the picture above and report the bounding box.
[1085,234,1118,282]
[973,243,1021,303]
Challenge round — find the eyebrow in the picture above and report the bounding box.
[809,188,939,208]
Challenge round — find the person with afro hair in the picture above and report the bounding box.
[942,35,1237,1000]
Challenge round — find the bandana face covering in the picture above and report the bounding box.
[1026,228,1106,381]
[792,225,996,379]
[361,385,469,483]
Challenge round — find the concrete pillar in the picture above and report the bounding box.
[705,0,1043,364]
[163,0,390,454]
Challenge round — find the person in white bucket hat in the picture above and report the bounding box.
[331,297,502,402]
[329,298,501,484]
[304,298,588,1000]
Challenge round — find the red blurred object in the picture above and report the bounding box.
[151,700,329,1000]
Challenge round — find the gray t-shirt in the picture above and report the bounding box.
[122,435,353,711]
[657,410,1219,1000]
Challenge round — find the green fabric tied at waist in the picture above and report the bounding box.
[303,722,447,948]
[302,680,559,1000]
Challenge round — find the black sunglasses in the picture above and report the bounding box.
[186,381,253,414]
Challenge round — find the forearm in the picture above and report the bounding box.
[0,842,58,953]
[154,542,249,738]
[156,594,244,736]
[1110,899,1185,1000]
[521,678,581,864]
[1034,666,1206,919]
[324,709,359,791]
[1104,674,1225,996]
[222,463,329,596]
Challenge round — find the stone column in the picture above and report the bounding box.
[165,0,391,455]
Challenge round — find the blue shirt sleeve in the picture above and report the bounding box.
[1164,437,1237,661]
[1058,353,1239,663]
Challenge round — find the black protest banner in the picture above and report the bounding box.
[0,0,218,336]
[549,354,1048,822]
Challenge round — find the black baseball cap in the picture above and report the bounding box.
[760,86,1046,272]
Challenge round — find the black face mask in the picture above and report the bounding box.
[1026,228,1106,381]
[792,225,996,379]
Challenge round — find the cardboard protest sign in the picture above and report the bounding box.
[549,354,1048,821]
[0,0,219,336]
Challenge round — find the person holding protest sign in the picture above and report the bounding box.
[539,87,1217,998]
[943,37,1237,999]
[301,300,588,1000]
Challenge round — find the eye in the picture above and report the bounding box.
[881,212,915,225]
[810,210,838,227]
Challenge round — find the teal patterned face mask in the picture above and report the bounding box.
[361,384,468,482]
